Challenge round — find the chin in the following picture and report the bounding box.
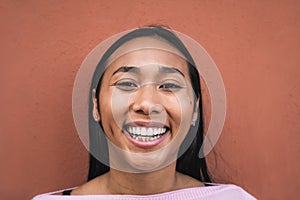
[109,144,179,173]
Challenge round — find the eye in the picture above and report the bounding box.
[113,80,138,91]
[159,83,183,91]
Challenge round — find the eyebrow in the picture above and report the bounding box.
[159,66,185,77]
[112,65,185,77]
[112,66,140,76]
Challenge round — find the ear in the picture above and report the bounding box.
[92,89,101,122]
[191,98,199,125]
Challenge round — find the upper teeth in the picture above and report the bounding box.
[127,127,166,137]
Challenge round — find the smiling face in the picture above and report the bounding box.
[93,37,199,172]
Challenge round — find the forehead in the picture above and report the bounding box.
[105,37,190,76]
[107,36,185,64]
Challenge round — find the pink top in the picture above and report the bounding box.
[32,183,256,200]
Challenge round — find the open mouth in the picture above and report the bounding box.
[126,126,168,142]
[122,122,170,147]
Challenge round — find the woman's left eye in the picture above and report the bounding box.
[159,83,182,90]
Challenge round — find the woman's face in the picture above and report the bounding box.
[94,37,198,171]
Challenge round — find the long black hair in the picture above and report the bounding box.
[88,26,211,183]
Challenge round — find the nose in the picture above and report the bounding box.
[130,84,163,115]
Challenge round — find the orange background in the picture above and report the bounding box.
[1,1,299,199]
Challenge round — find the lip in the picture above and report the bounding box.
[123,121,170,148]
[123,129,169,148]
[126,121,167,128]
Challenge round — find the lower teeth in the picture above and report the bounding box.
[132,135,162,142]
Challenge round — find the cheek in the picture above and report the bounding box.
[99,89,112,117]
[104,90,132,130]
[165,93,194,124]
[165,94,194,148]
[174,93,195,128]
[165,98,181,121]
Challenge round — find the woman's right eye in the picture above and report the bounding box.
[113,81,138,91]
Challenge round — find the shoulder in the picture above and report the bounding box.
[31,184,256,200]
[32,174,109,199]
[32,181,256,200]
[194,183,256,200]
[71,173,109,195]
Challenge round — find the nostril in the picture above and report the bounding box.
[150,104,163,113]
[135,109,146,114]
[132,103,164,115]
[130,86,163,115]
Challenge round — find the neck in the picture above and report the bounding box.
[105,163,179,195]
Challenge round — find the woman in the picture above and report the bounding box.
[33,26,255,199]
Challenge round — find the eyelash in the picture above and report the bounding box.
[159,83,183,90]
[112,80,183,91]
[112,80,138,91]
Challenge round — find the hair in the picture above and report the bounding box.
[88,25,211,183]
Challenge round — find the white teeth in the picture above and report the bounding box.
[141,127,147,136]
[134,135,162,142]
[136,127,140,135]
[147,128,153,136]
[126,126,167,141]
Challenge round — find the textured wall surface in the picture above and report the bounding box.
[0,0,299,199]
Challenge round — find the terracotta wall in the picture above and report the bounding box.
[1,1,299,199]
